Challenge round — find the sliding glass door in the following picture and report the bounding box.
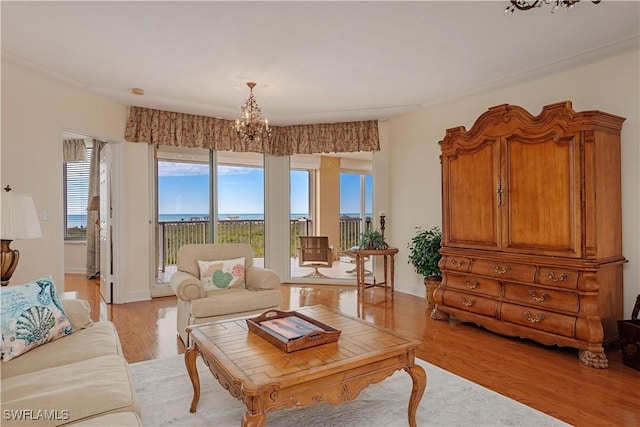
[154,147,264,285]
[155,148,211,284]
[289,153,373,281]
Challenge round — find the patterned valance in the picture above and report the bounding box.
[63,139,87,162]
[124,106,379,155]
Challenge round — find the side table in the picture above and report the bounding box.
[353,247,399,299]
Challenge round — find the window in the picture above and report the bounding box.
[64,147,92,240]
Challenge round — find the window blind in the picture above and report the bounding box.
[64,147,93,239]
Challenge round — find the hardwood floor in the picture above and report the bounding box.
[64,274,639,427]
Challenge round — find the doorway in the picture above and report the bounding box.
[62,131,116,303]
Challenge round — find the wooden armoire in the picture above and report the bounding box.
[431,101,626,368]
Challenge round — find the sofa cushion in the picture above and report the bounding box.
[1,355,139,426]
[189,288,281,318]
[0,276,74,362]
[198,257,245,291]
[61,299,93,330]
[1,322,122,380]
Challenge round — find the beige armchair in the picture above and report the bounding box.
[170,243,281,345]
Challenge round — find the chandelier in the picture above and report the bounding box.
[234,82,271,143]
[505,0,601,13]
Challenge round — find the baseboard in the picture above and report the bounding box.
[64,267,87,275]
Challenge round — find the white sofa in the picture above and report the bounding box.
[0,299,141,426]
[170,243,282,345]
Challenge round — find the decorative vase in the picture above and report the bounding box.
[424,276,442,308]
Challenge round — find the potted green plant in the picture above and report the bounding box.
[358,229,388,250]
[407,226,442,308]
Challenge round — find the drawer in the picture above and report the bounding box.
[500,303,576,338]
[445,274,500,298]
[442,290,498,318]
[470,259,536,282]
[503,283,579,314]
[441,256,471,273]
[536,267,579,290]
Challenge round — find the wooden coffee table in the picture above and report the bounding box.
[185,305,426,427]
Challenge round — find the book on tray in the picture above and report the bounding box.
[260,316,324,340]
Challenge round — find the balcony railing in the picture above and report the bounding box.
[157,216,367,271]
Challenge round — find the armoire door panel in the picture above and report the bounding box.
[503,134,581,257]
[443,140,500,250]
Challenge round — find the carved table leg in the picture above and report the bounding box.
[242,410,267,427]
[185,347,201,412]
[578,350,609,369]
[405,363,427,427]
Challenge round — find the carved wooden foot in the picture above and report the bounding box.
[578,350,609,369]
[430,307,449,321]
[242,410,267,427]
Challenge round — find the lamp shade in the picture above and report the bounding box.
[1,192,42,240]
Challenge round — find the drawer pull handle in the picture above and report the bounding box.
[524,311,545,323]
[464,279,479,289]
[528,290,549,302]
[496,180,504,207]
[547,272,570,282]
[460,297,474,307]
[493,265,511,275]
[450,259,464,268]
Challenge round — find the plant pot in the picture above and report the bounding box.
[424,276,442,308]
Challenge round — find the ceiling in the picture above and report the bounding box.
[2,1,639,126]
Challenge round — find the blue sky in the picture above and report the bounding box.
[157,161,371,215]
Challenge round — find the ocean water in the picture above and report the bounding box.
[158,213,310,222]
[67,214,89,228]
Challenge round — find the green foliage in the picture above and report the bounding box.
[407,226,442,278]
[358,229,387,250]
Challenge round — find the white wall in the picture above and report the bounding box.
[1,59,128,290]
[64,242,87,275]
[386,49,640,318]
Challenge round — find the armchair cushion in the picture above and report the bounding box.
[189,288,281,318]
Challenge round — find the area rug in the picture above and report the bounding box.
[130,355,568,427]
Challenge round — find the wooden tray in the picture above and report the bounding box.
[247,309,341,352]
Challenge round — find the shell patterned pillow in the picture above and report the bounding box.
[0,275,74,361]
[197,257,246,291]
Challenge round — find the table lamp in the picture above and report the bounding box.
[1,186,43,286]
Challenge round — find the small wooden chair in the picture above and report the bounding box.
[298,236,333,278]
